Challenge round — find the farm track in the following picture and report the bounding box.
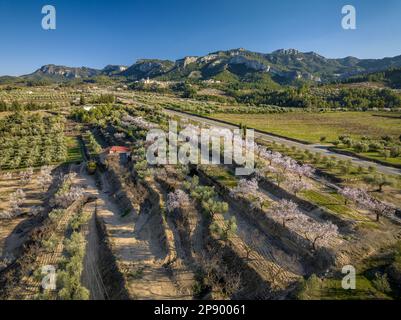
[79,168,192,300]
[78,113,400,299]
[81,202,107,300]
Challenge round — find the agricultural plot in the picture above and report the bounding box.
[130,91,401,166]
[209,112,401,144]
[1,92,400,301]
[65,137,84,163]
[0,113,68,170]
[66,104,400,299]
[1,168,90,300]
[0,88,77,107]
[0,167,55,271]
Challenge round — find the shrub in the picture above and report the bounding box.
[369,142,383,152]
[363,174,395,192]
[354,142,369,153]
[380,149,391,159]
[388,249,401,283]
[390,146,401,158]
[372,273,392,294]
[296,274,321,300]
[57,232,89,300]
[357,166,365,174]
[340,165,351,175]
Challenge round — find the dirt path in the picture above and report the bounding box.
[81,201,107,300]
[76,169,191,299]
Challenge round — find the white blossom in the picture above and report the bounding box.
[269,199,302,227]
[230,178,259,197]
[53,186,84,208]
[9,189,26,216]
[38,166,53,190]
[114,132,126,139]
[19,167,34,185]
[288,179,312,195]
[166,189,190,212]
[121,115,157,130]
[29,205,43,217]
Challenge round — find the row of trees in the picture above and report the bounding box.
[0,167,47,220]
[57,232,90,300]
[0,113,67,170]
[230,177,339,251]
[83,131,102,156]
[0,100,57,112]
[227,86,401,110]
[254,145,315,192]
[52,172,84,208]
[334,134,401,160]
[339,187,395,221]
[183,176,229,220]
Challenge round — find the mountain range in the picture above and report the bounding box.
[4,48,401,85]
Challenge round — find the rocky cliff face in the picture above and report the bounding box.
[33,64,100,79]
[229,55,270,72]
[120,59,174,80]
[101,65,128,76]
[20,48,401,84]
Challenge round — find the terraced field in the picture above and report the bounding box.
[0,92,400,300]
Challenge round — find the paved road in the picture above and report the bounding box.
[165,109,401,177]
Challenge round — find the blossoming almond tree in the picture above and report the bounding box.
[293,164,315,181]
[295,216,339,251]
[121,114,158,130]
[287,179,312,196]
[269,199,302,227]
[166,189,190,213]
[360,198,395,222]
[339,187,395,221]
[9,188,26,217]
[53,186,85,208]
[38,166,53,191]
[19,167,34,185]
[230,178,259,197]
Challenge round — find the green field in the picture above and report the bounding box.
[210,111,401,144]
[334,147,401,166]
[66,136,84,163]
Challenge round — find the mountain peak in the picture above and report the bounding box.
[12,48,401,84]
[26,64,101,80]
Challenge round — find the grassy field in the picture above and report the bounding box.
[66,136,84,163]
[334,147,401,166]
[210,111,401,144]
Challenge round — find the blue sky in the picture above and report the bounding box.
[0,0,400,76]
